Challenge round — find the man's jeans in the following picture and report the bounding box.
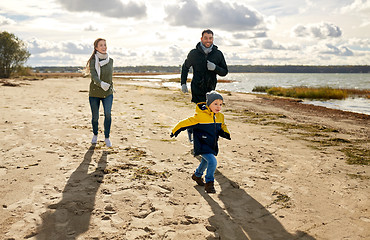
[194,153,217,183]
[89,94,113,138]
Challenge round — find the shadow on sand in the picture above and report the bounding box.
[196,170,316,240]
[36,145,107,240]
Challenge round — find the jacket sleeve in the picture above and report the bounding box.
[89,58,102,86]
[219,114,231,140]
[171,113,199,137]
[220,122,231,140]
[181,51,193,85]
[214,51,228,77]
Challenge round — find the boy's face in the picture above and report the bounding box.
[209,99,223,113]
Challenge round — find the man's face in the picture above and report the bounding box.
[201,33,213,48]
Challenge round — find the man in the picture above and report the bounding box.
[181,29,228,103]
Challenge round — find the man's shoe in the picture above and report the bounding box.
[192,174,205,186]
[205,181,216,193]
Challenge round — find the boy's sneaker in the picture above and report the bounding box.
[205,181,216,193]
[192,174,205,186]
[105,138,112,147]
[91,135,98,144]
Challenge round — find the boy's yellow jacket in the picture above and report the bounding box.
[171,102,231,156]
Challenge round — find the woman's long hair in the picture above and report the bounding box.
[83,38,106,76]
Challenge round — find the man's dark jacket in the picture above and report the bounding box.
[181,43,228,103]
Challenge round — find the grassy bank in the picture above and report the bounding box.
[253,86,370,100]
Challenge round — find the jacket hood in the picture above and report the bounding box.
[196,102,212,115]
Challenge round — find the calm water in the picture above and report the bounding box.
[217,73,370,92]
[217,73,370,115]
[115,73,370,115]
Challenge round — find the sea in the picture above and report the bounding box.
[114,73,370,115]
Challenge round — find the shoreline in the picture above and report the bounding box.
[114,74,370,116]
[0,77,369,239]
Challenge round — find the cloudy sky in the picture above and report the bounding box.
[1,0,369,67]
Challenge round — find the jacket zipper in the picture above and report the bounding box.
[213,113,217,150]
[204,54,209,89]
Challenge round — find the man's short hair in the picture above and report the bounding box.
[202,29,213,36]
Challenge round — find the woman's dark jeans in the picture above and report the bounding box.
[89,94,113,138]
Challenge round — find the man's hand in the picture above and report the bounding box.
[207,60,216,71]
[181,84,188,93]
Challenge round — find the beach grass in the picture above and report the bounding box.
[341,147,370,165]
[133,166,170,180]
[253,86,370,100]
[227,107,369,166]
[347,174,370,180]
[252,86,273,92]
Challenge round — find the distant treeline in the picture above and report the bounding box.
[229,65,370,73]
[33,65,370,74]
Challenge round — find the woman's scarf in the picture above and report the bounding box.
[94,52,110,79]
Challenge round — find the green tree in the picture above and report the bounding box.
[0,31,30,78]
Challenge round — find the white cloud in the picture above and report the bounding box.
[247,38,301,50]
[169,45,185,60]
[233,32,267,39]
[308,42,355,58]
[27,38,91,56]
[341,0,370,14]
[0,0,62,18]
[1,0,369,66]
[109,47,137,58]
[247,0,303,16]
[0,15,16,25]
[155,32,166,40]
[164,0,202,27]
[320,44,354,56]
[347,38,370,49]
[165,0,267,31]
[359,21,370,28]
[84,24,98,32]
[62,42,91,54]
[56,0,147,19]
[293,22,342,39]
[144,45,185,65]
[260,39,285,50]
[26,38,58,54]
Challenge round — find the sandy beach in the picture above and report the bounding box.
[0,76,369,240]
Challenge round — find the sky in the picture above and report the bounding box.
[0,0,369,67]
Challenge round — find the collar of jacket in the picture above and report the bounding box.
[196,42,218,55]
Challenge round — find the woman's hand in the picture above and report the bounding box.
[100,81,110,91]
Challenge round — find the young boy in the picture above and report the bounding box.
[171,91,231,193]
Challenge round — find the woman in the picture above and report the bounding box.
[86,38,114,147]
